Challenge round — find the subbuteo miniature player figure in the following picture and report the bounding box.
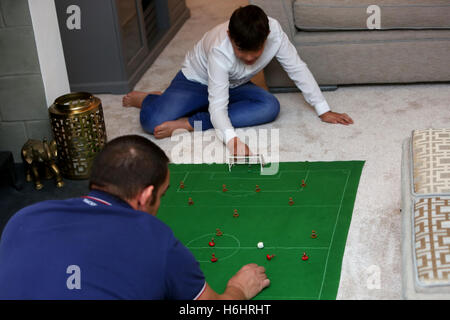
[255,185,261,192]
[233,209,239,218]
[222,184,228,192]
[180,181,185,189]
[266,254,275,261]
[188,197,194,205]
[288,197,294,206]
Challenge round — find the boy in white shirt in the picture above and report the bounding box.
[123,5,353,155]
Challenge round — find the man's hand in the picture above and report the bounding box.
[319,111,354,125]
[227,137,252,156]
[197,263,270,300]
[225,263,270,300]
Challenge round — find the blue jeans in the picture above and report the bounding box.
[140,71,280,134]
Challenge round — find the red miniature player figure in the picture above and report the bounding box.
[311,230,317,239]
[209,238,215,247]
[180,181,185,189]
[233,209,239,218]
[216,228,223,237]
[288,197,294,206]
[301,179,306,188]
[211,253,218,263]
[255,184,261,192]
[302,252,309,261]
[222,184,228,192]
[266,254,275,261]
[188,197,194,205]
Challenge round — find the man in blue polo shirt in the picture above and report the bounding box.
[0,135,269,299]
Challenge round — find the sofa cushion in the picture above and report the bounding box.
[293,0,450,31]
[414,197,450,287]
[412,129,450,196]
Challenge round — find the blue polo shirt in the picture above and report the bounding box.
[0,190,206,300]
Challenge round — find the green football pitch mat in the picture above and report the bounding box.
[158,161,364,300]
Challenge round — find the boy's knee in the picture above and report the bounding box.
[262,95,280,121]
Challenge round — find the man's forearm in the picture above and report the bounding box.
[198,282,248,300]
[219,285,247,300]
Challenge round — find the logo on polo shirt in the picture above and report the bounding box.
[83,198,97,206]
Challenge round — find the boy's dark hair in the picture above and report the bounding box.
[228,5,269,51]
[89,135,169,202]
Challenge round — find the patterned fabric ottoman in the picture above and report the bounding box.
[402,129,450,299]
[412,129,450,196]
[414,198,450,286]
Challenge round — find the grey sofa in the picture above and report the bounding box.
[250,0,450,91]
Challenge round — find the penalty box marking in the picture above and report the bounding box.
[162,204,341,208]
[175,169,349,193]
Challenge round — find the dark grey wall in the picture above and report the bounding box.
[0,0,52,162]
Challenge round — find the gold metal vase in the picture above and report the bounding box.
[49,92,107,179]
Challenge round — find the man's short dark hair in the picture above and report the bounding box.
[89,135,169,201]
[228,5,270,51]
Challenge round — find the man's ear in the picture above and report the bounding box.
[137,185,154,208]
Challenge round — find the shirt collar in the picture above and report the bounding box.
[86,189,133,210]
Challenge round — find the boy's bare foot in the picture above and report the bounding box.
[122,91,162,109]
[154,118,193,139]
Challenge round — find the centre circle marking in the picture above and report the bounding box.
[186,233,241,263]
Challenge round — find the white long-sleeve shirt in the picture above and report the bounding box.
[181,17,331,143]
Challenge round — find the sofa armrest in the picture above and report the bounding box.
[249,0,297,41]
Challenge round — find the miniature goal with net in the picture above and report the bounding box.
[227,154,265,172]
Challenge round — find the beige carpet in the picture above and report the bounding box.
[98,0,450,300]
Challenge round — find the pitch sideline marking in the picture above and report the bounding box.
[317,170,351,299]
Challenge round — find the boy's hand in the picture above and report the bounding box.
[319,111,353,125]
[227,137,252,156]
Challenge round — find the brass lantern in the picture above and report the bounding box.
[49,92,107,179]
